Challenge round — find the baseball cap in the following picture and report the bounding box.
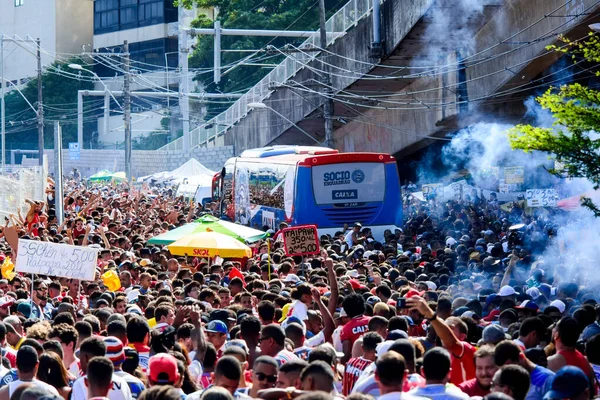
[103,336,125,365]
[148,353,180,385]
[498,285,517,297]
[446,237,457,247]
[0,296,14,309]
[366,296,381,306]
[549,300,566,314]
[205,320,228,334]
[386,329,409,340]
[210,309,236,323]
[543,366,589,400]
[282,274,301,284]
[526,287,542,300]
[3,316,20,334]
[482,324,507,345]
[515,300,539,311]
[17,302,31,319]
[222,339,249,355]
[139,259,152,267]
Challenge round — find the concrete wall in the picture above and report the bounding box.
[42,147,234,178]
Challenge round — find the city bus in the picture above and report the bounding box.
[211,146,402,239]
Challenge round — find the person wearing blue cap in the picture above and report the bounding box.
[494,340,554,400]
[543,366,590,400]
[205,320,229,359]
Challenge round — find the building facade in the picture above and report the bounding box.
[0,0,93,83]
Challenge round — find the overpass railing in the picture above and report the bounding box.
[160,0,374,151]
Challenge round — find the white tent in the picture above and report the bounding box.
[166,158,215,185]
[139,159,215,185]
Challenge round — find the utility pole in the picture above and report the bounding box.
[123,41,132,184]
[318,0,334,148]
[178,3,190,147]
[1,37,5,172]
[36,38,44,167]
[53,121,64,224]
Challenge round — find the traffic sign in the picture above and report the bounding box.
[68,142,80,160]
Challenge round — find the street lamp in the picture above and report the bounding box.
[247,102,322,145]
[589,23,600,32]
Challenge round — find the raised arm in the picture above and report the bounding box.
[407,296,461,351]
[325,258,339,317]
[311,287,335,343]
[190,305,208,362]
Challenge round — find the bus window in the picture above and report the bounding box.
[221,161,234,220]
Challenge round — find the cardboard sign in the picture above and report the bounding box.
[525,189,558,208]
[282,225,320,256]
[15,240,98,281]
[504,166,524,184]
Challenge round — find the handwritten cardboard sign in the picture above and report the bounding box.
[15,240,97,281]
[525,189,558,208]
[282,225,320,257]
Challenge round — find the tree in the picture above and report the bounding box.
[3,58,98,157]
[178,0,341,120]
[508,33,600,216]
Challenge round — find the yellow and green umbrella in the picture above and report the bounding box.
[147,214,266,245]
[167,231,252,258]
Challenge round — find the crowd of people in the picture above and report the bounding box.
[0,174,598,400]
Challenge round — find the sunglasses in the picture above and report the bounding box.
[256,372,277,383]
[258,337,271,344]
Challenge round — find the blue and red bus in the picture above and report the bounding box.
[211,146,402,239]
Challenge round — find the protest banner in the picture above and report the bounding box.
[15,240,98,281]
[504,166,525,184]
[282,225,320,257]
[422,183,443,198]
[525,189,559,207]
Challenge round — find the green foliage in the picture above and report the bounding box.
[4,58,98,152]
[508,33,600,216]
[179,0,341,120]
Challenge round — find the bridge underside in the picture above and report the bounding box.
[223,0,600,158]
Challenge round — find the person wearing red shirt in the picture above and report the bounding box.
[339,293,371,364]
[458,346,499,397]
[343,332,382,395]
[406,297,476,385]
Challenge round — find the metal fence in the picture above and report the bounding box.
[0,165,47,221]
[159,0,374,151]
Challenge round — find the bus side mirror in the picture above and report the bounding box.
[221,167,226,179]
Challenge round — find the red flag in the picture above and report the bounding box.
[229,267,246,287]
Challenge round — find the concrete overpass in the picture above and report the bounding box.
[170,0,600,156]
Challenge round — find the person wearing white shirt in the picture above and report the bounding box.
[70,337,132,400]
[409,348,469,400]
[0,345,60,400]
[85,357,118,400]
[375,352,428,400]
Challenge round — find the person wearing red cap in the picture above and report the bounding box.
[400,290,427,337]
[148,353,181,388]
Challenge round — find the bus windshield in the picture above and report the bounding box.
[310,162,386,205]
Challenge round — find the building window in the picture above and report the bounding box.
[15,0,24,6]
[94,0,120,34]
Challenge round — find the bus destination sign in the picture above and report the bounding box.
[282,225,320,257]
